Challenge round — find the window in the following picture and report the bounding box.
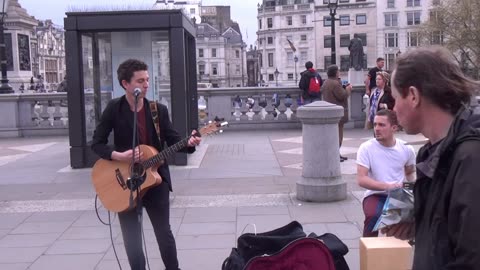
[236,65,240,74]
[212,48,217,57]
[385,53,395,71]
[267,37,273,44]
[198,64,205,75]
[387,0,395,8]
[340,15,350,26]
[407,32,419,47]
[407,0,420,7]
[287,52,293,66]
[259,53,263,68]
[198,48,204,57]
[384,13,398,27]
[340,34,350,47]
[268,74,274,81]
[324,56,332,71]
[212,63,218,75]
[267,18,273,28]
[190,8,195,14]
[287,73,294,80]
[431,31,444,45]
[268,53,273,67]
[300,51,308,63]
[259,19,262,29]
[356,33,367,46]
[407,11,421,25]
[300,35,307,41]
[339,0,349,3]
[287,16,292,26]
[236,50,240,58]
[324,16,331,27]
[324,35,332,48]
[430,10,439,22]
[356,14,366,25]
[301,15,307,25]
[385,33,398,47]
[340,55,349,71]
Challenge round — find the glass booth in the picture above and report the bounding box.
[65,10,198,168]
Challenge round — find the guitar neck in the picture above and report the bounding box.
[142,137,189,169]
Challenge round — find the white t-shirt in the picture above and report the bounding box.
[356,138,416,198]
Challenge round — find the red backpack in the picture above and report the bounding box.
[308,74,321,94]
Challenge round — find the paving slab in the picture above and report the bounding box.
[28,254,104,270]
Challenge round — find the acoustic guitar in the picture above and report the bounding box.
[91,121,227,213]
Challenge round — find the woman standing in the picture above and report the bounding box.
[366,71,395,129]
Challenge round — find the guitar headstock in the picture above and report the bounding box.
[199,121,229,136]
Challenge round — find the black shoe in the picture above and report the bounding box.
[340,155,348,161]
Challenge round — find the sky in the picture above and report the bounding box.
[17,0,261,46]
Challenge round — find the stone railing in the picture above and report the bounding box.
[0,91,111,137]
[197,87,303,130]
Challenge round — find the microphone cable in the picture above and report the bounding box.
[95,195,123,270]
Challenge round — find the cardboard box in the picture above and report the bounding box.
[360,237,412,270]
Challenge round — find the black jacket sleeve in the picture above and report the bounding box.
[446,140,480,269]
[91,100,115,160]
[299,71,308,91]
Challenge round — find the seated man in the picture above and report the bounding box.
[356,109,416,237]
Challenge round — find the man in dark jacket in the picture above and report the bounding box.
[321,65,352,162]
[384,47,480,270]
[298,61,322,103]
[91,59,201,270]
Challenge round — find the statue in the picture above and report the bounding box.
[348,34,364,71]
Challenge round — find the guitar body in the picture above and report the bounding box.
[91,144,162,213]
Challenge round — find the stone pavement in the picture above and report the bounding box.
[0,129,426,270]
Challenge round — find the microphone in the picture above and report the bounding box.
[133,88,141,97]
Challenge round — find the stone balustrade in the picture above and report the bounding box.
[197,87,304,130]
[0,91,111,138]
[0,85,373,137]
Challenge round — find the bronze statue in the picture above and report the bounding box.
[348,34,364,71]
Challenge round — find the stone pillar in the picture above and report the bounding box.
[296,101,347,202]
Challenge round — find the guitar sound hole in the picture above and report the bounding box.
[131,162,145,177]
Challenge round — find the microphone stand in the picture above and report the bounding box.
[128,92,141,213]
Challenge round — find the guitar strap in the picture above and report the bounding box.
[149,101,161,139]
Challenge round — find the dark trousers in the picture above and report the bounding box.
[362,194,387,237]
[118,181,179,270]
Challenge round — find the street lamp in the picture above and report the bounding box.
[294,55,298,85]
[274,67,279,87]
[328,0,339,65]
[0,0,12,93]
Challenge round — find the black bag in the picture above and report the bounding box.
[222,221,305,270]
[221,248,245,270]
[309,232,350,270]
[238,221,306,263]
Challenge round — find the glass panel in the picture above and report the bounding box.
[82,31,171,142]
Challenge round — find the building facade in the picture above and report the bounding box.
[257,0,377,86]
[153,0,202,22]
[34,20,66,89]
[315,0,377,72]
[257,0,315,87]
[376,0,437,71]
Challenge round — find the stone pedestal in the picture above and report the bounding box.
[348,68,365,87]
[296,101,347,202]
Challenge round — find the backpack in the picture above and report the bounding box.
[308,73,321,94]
